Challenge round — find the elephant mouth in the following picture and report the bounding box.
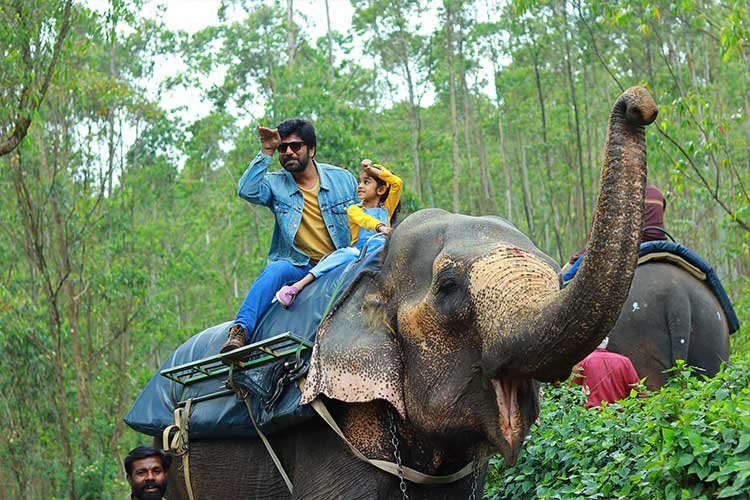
[491,378,523,466]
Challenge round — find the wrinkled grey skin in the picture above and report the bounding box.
[162,87,658,500]
[607,262,731,390]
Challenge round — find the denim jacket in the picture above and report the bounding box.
[238,152,358,265]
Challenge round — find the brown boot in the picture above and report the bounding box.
[220,324,246,354]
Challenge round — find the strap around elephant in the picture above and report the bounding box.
[162,398,196,500]
[228,366,295,495]
[308,396,477,484]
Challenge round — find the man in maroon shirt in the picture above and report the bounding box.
[571,337,641,408]
[642,183,668,241]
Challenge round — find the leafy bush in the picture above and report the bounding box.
[729,277,750,356]
[485,356,750,499]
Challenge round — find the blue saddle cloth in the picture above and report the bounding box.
[125,243,384,440]
[639,241,740,334]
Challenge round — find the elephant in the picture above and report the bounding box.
[606,261,732,390]
[160,87,658,500]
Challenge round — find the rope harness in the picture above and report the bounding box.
[163,373,484,498]
[162,399,196,500]
[307,395,478,485]
[226,364,295,494]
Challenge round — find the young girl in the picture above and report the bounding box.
[274,159,402,307]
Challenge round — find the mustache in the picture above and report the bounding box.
[135,480,165,493]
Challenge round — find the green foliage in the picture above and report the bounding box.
[0,0,73,155]
[729,277,750,355]
[485,357,750,499]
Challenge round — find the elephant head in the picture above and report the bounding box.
[301,87,658,467]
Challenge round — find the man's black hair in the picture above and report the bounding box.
[124,446,171,476]
[277,118,317,151]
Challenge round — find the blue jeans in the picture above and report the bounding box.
[234,260,313,343]
[310,235,385,279]
[310,247,360,278]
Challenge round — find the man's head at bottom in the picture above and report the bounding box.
[124,446,171,500]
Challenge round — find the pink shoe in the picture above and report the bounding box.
[275,285,299,307]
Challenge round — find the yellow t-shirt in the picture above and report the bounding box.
[294,181,335,262]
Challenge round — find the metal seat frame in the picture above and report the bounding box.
[160,332,312,407]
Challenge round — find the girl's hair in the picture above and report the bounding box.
[361,166,401,224]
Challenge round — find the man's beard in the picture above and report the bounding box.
[282,153,309,173]
[131,480,167,500]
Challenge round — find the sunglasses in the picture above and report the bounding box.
[277,141,305,154]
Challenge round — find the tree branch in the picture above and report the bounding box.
[0,0,74,157]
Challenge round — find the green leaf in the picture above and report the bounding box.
[677,454,694,467]
[736,434,750,455]
[717,486,741,498]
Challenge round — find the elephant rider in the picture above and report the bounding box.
[562,183,668,282]
[221,118,357,354]
[571,337,642,408]
[124,446,171,500]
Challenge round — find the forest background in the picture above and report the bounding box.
[0,0,748,498]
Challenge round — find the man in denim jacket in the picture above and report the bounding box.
[221,119,357,353]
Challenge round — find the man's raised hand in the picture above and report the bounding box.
[258,126,281,156]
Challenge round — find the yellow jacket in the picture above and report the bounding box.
[346,166,403,247]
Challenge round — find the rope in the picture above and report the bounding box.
[162,399,195,500]
[227,366,294,494]
[308,396,477,484]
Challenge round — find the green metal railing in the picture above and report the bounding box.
[160,331,313,387]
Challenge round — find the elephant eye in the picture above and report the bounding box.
[433,274,469,319]
[434,269,467,301]
[436,277,461,295]
[431,260,470,317]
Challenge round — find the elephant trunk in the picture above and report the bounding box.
[489,87,658,382]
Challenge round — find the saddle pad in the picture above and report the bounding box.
[637,252,706,281]
[124,245,385,439]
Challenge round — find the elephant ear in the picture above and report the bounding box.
[300,271,406,418]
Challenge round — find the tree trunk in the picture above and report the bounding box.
[531,47,564,262]
[426,164,436,208]
[455,22,477,213]
[107,0,119,198]
[324,0,334,83]
[11,152,77,499]
[493,61,512,219]
[399,40,424,202]
[0,0,73,157]
[108,300,135,451]
[582,60,594,193]
[286,0,296,67]
[477,126,496,213]
[560,0,588,233]
[458,39,494,214]
[519,137,535,237]
[445,3,461,213]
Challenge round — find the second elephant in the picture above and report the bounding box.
[608,260,733,390]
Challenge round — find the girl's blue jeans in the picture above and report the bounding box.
[233,259,313,343]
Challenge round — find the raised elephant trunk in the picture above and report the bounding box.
[493,87,658,383]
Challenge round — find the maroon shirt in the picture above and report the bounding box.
[642,184,667,242]
[572,349,640,408]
